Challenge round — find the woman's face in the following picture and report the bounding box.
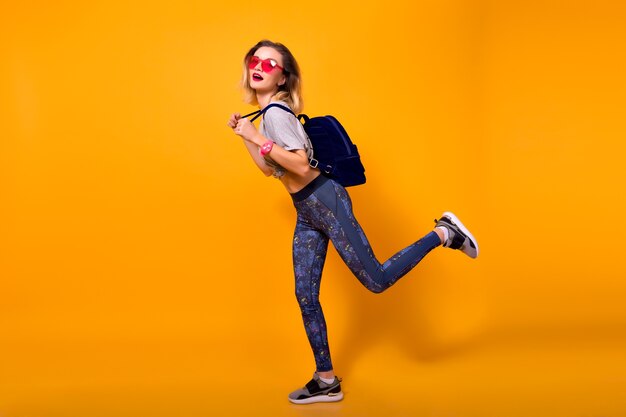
[248,46,286,94]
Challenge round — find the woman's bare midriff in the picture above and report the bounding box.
[280,169,322,194]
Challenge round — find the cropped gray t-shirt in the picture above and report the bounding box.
[259,101,313,178]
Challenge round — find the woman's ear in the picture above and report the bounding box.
[278,75,286,87]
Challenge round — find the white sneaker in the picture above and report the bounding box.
[435,212,479,258]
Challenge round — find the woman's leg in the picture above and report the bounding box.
[311,181,442,293]
[292,216,334,373]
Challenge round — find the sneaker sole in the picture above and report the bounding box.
[443,211,479,258]
[288,391,344,404]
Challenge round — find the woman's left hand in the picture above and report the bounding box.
[234,118,260,144]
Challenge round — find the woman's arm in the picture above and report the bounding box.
[232,115,312,177]
[242,139,274,176]
[251,133,311,177]
[228,112,273,176]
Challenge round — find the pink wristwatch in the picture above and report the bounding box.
[260,140,274,156]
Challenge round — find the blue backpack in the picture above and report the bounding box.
[244,103,366,187]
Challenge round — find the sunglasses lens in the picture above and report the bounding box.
[248,56,260,69]
[262,60,275,72]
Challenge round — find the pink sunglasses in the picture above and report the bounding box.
[248,55,284,73]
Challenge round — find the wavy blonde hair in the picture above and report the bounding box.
[241,40,303,113]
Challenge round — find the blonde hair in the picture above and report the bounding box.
[241,40,303,113]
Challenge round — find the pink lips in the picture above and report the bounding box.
[252,73,264,82]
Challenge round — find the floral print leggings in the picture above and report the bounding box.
[291,175,441,372]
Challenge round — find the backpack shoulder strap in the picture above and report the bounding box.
[242,103,296,123]
[241,109,261,120]
[259,103,296,120]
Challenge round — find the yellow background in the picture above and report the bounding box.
[2,0,625,416]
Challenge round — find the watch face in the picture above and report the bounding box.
[261,141,273,156]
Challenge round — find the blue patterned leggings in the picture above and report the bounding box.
[291,175,441,372]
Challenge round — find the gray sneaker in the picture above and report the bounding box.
[434,211,479,258]
[288,373,343,404]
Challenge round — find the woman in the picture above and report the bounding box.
[227,40,479,404]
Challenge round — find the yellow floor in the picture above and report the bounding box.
[2,332,625,417]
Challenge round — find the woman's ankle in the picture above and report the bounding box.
[317,370,335,380]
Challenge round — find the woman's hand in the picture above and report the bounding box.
[229,113,261,144]
[227,112,241,130]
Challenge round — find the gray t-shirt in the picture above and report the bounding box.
[259,101,313,178]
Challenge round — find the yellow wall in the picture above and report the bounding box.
[2,0,625,416]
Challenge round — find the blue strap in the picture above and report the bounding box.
[241,103,295,122]
[241,109,261,122]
